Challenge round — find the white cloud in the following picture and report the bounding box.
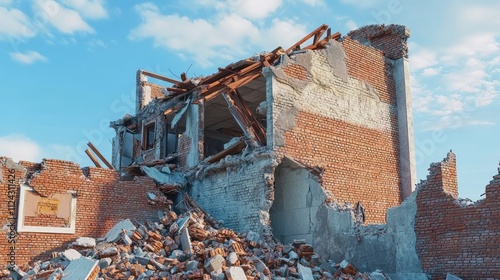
[0,134,42,162]
[0,6,36,41]
[410,49,437,70]
[422,116,495,131]
[9,50,47,64]
[32,0,94,34]
[129,2,306,67]
[421,67,441,77]
[340,0,384,9]
[255,19,307,51]
[300,0,324,6]
[345,19,357,31]
[61,0,107,19]
[87,38,107,49]
[228,0,282,20]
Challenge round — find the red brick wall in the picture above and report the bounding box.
[274,37,401,224]
[415,152,500,279]
[342,37,396,105]
[282,64,310,81]
[276,112,401,223]
[0,158,164,266]
[148,82,164,99]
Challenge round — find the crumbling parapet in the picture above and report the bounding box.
[347,24,410,59]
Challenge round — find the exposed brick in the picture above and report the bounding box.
[415,152,500,279]
[0,159,163,265]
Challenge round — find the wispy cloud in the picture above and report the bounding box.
[300,0,325,7]
[32,0,94,35]
[61,0,108,20]
[0,6,36,41]
[87,38,107,49]
[9,50,47,64]
[421,116,495,131]
[340,0,384,9]
[0,134,42,162]
[129,2,306,67]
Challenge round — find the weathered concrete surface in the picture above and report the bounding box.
[312,192,428,278]
[188,151,277,237]
[270,158,325,244]
[394,57,417,199]
[386,191,423,275]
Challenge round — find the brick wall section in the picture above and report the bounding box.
[24,215,68,227]
[188,152,275,236]
[282,64,310,81]
[0,158,164,265]
[415,152,500,279]
[272,38,401,224]
[342,37,396,105]
[277,112,400,223]
[178,135,191,169]
[148,82,164,99]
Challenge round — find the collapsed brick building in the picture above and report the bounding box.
[1,24,498,279]
[110,23,415,232]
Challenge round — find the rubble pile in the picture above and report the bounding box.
[1,208,390,280]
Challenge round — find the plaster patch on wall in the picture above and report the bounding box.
[17,184,77,234]
[270,48,394,146]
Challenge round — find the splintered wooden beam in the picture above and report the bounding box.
[87,142,114,169]
[85,149,102,168]
[141,70,182,86]
[222,90,266,146]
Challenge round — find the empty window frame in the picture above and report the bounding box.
[142,121,156,150]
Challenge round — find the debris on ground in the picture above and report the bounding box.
[0,207,389,280]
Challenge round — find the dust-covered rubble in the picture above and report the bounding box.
[0,209,391,280]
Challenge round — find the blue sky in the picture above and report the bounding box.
[0,0,498,200]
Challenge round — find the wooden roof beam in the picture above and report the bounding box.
[285,24,328,53]
[140,70,182,86]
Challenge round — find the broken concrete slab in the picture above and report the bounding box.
[141,166,186,186]
[225,266,247,280]
[204,254,225,273]
[446,273,463,280]
[103,219,136,243]
[298,263,314,280]
[227,252,238,266]
[72,237,96,248]
[61,257,97,280]
[62,249,82,261]
[180,227,193,254]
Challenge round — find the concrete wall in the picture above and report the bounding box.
[0,157,164,265]
[270,158,325,244]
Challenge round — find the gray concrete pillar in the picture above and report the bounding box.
[394,57,417,200]
[185,102,203,168]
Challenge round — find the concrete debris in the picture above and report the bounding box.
[141,166,187,186]
[446,273,463,280]
[72,237,96,248]
[61,257,98,280]
[61,249,82,261]
[0,209,391,280]
[102,219,136,243]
